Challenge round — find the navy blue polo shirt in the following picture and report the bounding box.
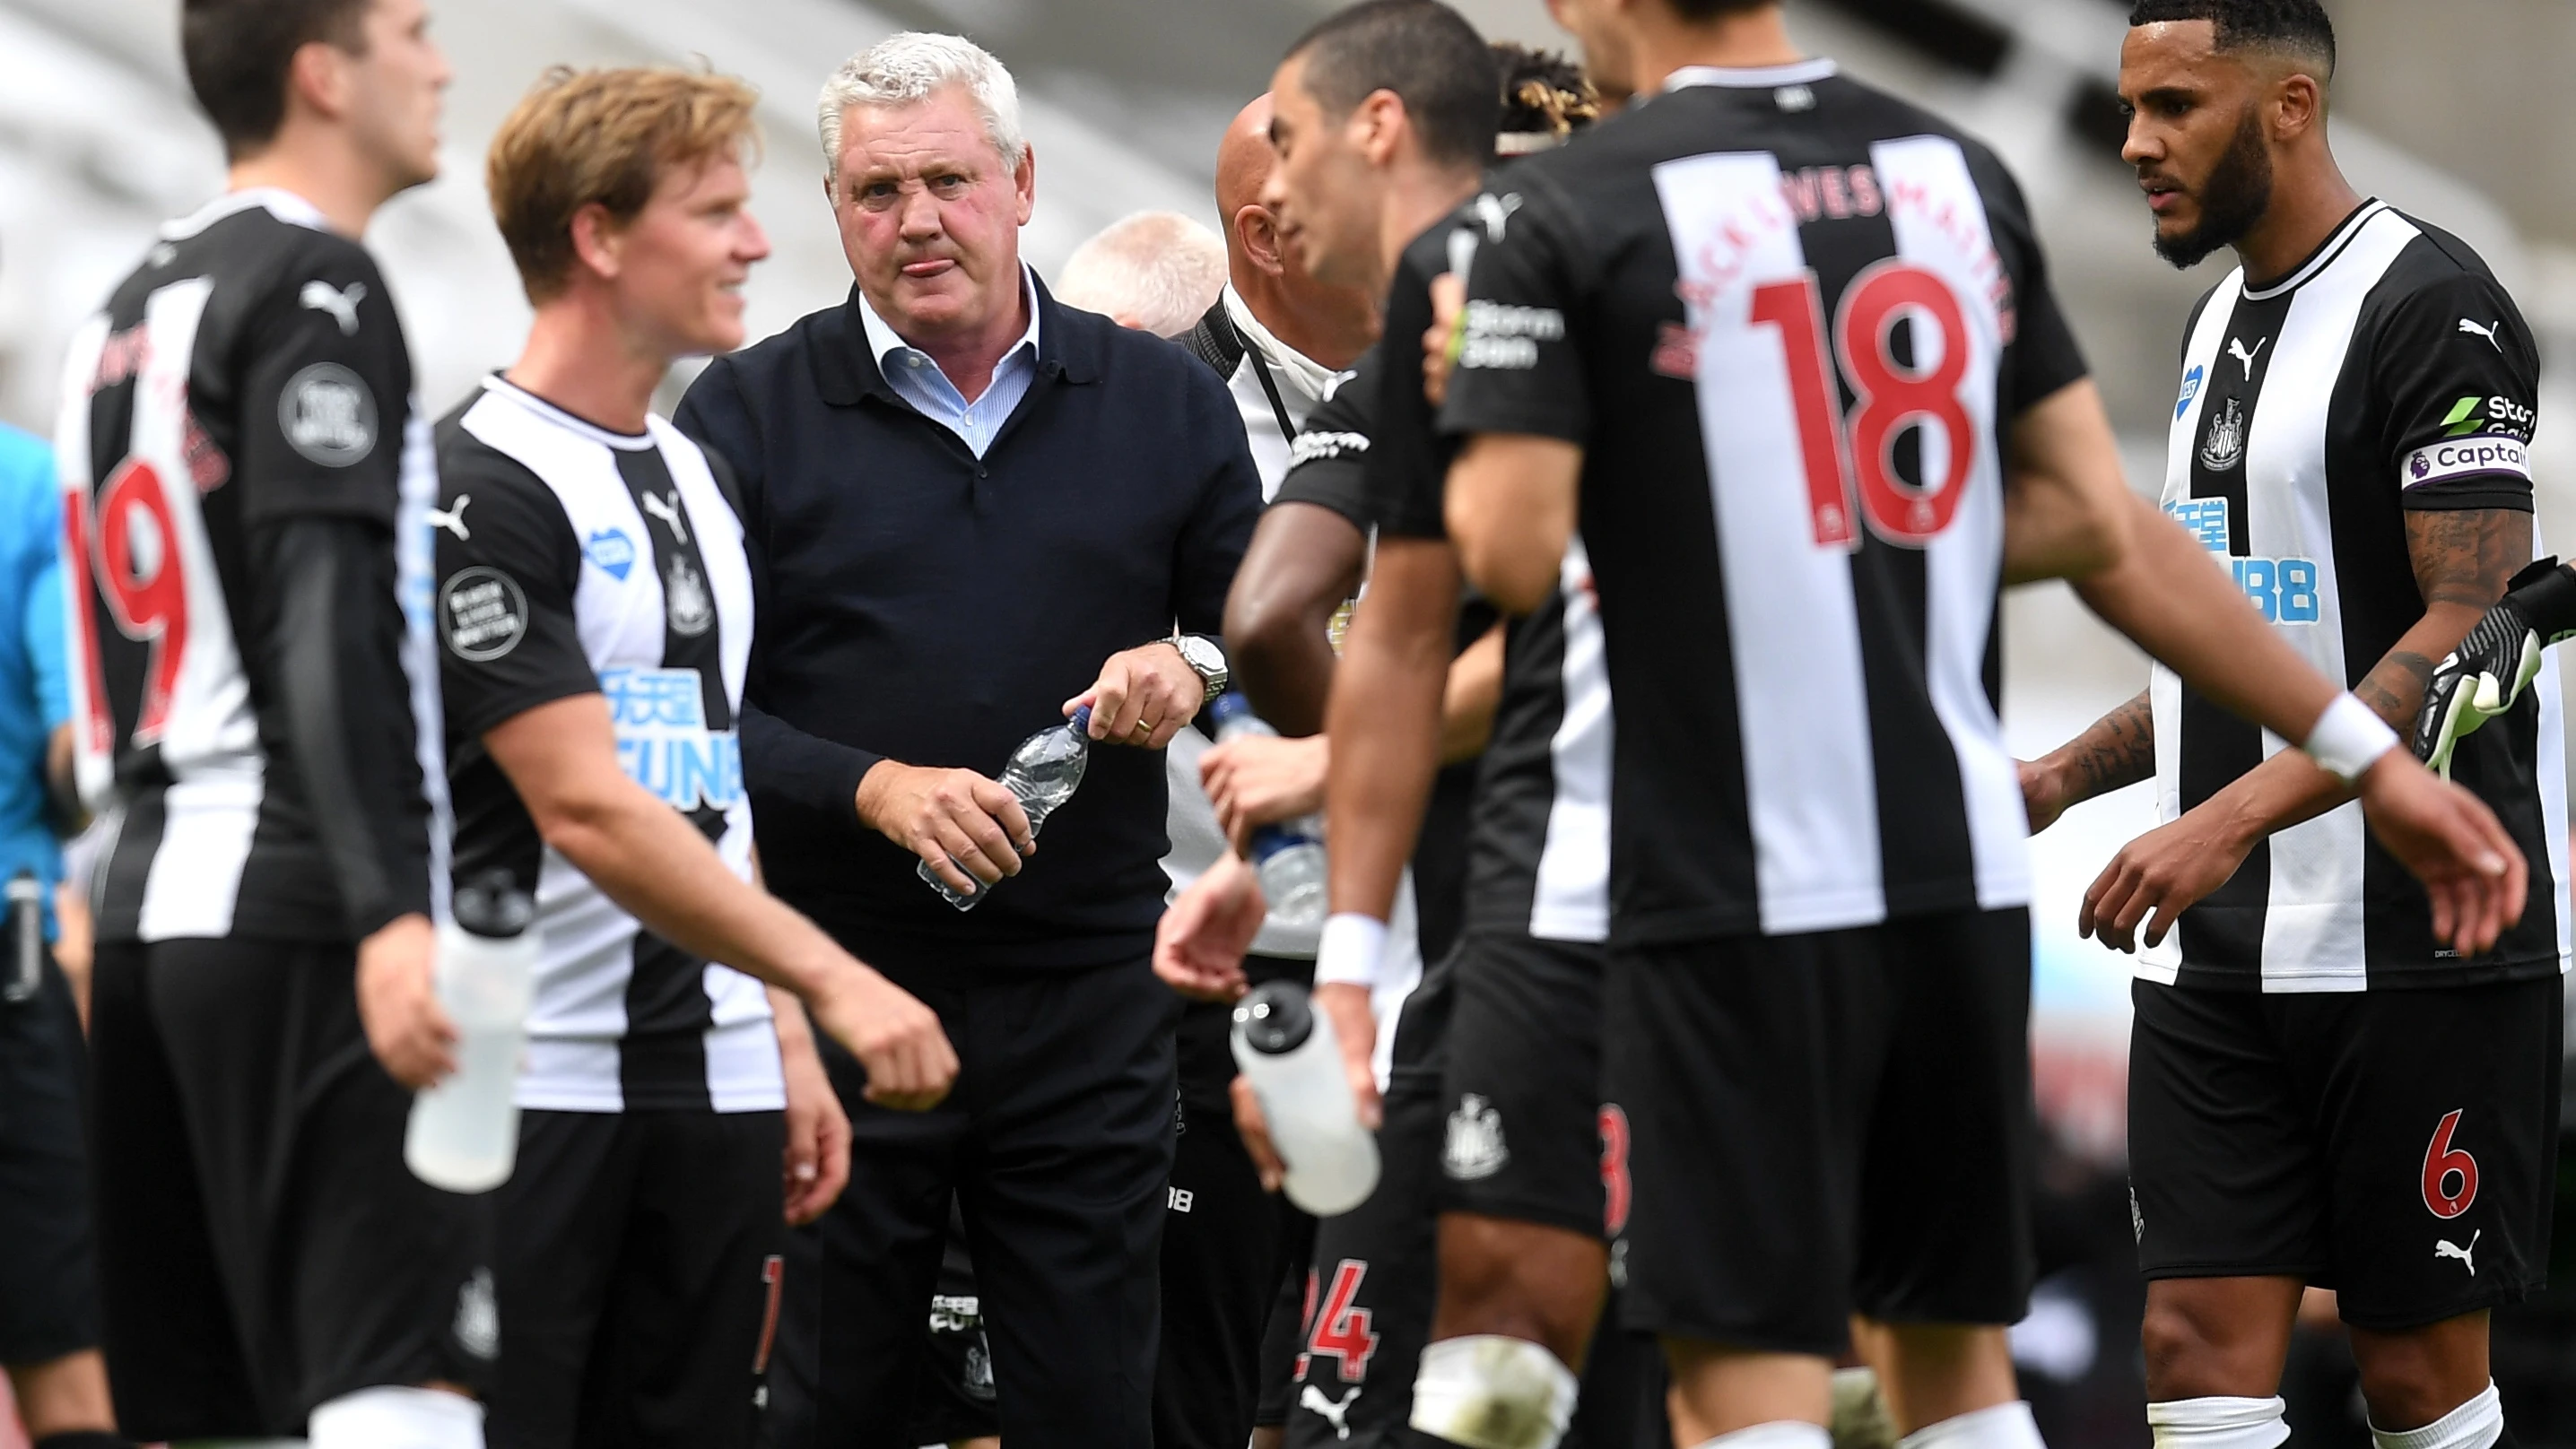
[674,278,1261,970]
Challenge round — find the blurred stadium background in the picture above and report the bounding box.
[4,0,2574,1443]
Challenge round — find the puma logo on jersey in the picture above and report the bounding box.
[428,495,472,541]
[2436,1229,2481,1275]
[2459,317,2503,351]
[1472,191,1523,243]
[640,489,689,543]
[299,280,367,336]
[1300,1384,1360,1440]
[2226,335,2268,379]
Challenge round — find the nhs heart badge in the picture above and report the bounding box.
[585,528,637,581]
[2176,364,2205,421]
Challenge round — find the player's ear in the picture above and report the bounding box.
[1355,89,1405,168]
[2271,69,2324,143]
[285,38,354,126]
[569,203,626,285]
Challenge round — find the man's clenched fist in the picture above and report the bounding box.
[857,760,1033,894]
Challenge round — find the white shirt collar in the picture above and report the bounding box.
[1661,58,1839,91]
[162,187,333,241]
[856,264,1043,380]
[1221,285,1339,408]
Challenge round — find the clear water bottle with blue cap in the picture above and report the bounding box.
[1210,693,1327,928]
[920,706,1093,911]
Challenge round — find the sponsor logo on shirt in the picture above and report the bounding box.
[278,361,377,466]
[2403,435,2532,490]
[583,527,636,581]
[1290,429,1371,468]
[2226,335,2268,380]
[2163,499,2320,625]
[602,666,741,812]
[1457,301,1565,372]
[2441,394,2534,440]
[298,279,366,336]
[439,566,528,661]
[1470,191,1523,243]
[1301,1385,1360,1440]
[427,494,472,541]
[2175,363,2204,421]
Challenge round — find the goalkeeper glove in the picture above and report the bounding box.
[2416,555,2576,777]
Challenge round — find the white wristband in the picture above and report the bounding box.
[2302,691,2399,784]
[1314,913,1389,990]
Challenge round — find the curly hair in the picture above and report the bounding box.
[1490,41,1599,154]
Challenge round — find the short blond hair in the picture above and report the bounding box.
[488,66,762,304]
[1055,212,1227,339]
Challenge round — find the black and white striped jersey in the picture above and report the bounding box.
[434,377,780,1113]
[56,188,448,944]
[1290,237,1614,948]
[2145,200,2570,991]
[1441,62,2087,944]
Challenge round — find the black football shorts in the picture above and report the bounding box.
[909,1203,1002,1448]
[2128,974,2563,1330]
[88,937,496,1441]
[1284,1072,1443,1449]
[488,1106,786,1449]
[1438,932,1623,1240]
[1158,953,1314,1449]
[1254,1229,1312,1430]
[0,948,100,1367]
[1604,907,2037,1355]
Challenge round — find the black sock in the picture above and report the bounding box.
[33,1432,134,1449]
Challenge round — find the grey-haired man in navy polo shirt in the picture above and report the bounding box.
[674,30,1263,1449]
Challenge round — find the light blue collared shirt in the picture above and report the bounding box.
[857,267,1042,458]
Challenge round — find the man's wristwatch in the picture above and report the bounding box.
[1171,633,1228,705]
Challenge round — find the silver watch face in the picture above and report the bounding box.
[1177,635,1226,689]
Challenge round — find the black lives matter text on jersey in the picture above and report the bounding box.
[58,188,442,945]
[1440,64,2089,945]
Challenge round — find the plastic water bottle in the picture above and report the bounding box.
[405,875,538,1193]
[1231,980,1379,1216]
[1209,693,1327,928]
[920,706,1093,911]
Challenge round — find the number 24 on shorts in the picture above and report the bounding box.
[1295,1260,1381,1384]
